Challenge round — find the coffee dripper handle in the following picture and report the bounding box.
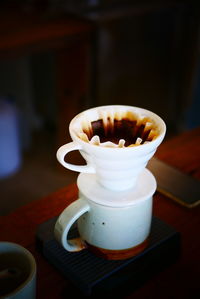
[56,142,95,173]
[54,198,90,252]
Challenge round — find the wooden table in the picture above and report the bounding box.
[0,127,200,298]
[0,9,94,146]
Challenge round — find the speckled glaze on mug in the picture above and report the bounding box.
[54,169,156,260]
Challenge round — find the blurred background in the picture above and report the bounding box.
[0,0,199,215]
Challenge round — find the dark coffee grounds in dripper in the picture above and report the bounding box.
[79,110,158,147]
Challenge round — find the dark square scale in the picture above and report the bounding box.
[36,217,181,297]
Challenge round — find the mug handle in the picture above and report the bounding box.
[54,198,90,252]
[56,142,95,173]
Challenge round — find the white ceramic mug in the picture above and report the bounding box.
[54,169,156,260]
[56,105,166,191]
[0,242,36,299]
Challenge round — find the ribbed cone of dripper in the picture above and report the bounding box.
[65,105,166,191]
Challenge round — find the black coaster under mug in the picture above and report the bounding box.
[36,217,181,297]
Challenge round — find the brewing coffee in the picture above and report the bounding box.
[84,118,148,146]
[80,111,158,147]
[56,105,166,190]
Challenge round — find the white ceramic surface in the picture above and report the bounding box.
[54,169,156,252]
[56,105,166,191]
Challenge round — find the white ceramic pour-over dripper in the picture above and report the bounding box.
[56,105,166,191]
